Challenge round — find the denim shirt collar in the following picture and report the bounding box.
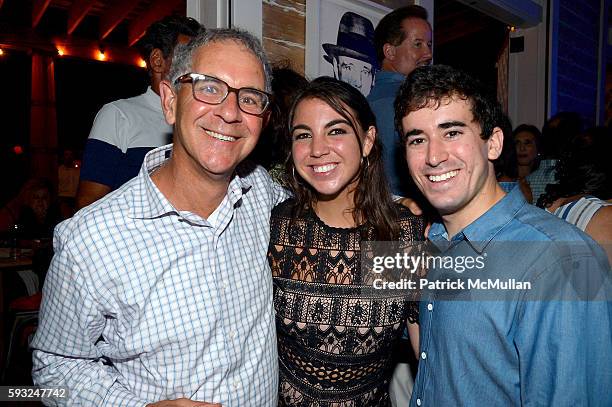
[373,70,406,86]
[428,186,528,253]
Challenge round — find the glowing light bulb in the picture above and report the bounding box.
[97,50,106,61]
[138,58,147,68]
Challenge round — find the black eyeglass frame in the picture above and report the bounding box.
[174,72,272,116]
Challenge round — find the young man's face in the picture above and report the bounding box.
[333,55,374,96]
[402,97,503,223]
[160,40,267,181]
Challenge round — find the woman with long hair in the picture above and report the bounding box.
[268,77,424,406]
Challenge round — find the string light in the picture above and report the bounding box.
[138,58,147,68]
[57,47,65,56]
[97,49,106,61]
[0,49,4,56]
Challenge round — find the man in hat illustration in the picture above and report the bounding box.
[323,12,377,96]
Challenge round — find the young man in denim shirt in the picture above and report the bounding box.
[396,64,611,406]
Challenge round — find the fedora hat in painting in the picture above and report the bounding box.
[323,12,377,67]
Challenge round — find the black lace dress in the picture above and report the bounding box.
[268,199,424,406]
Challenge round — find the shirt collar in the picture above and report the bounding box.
[428,186,527,253]
[128,144,253,220]
[374,70,406,85]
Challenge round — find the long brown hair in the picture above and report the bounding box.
[286,77,399,240]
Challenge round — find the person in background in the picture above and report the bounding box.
[395,64,611,407]
[0,178,61,238]
[76,15,202,209]
[57,149,80,217]
[368,5,432,197]
[249,63,308,182]
[367,7,433,404]
[0,177,60,297]
[526,111,583,205]
[497,124,542,202]
[513,124,541,179]
[539,127,611,261]
[0,178,60,322]
[32,28,287,406]
[269,77,423,406]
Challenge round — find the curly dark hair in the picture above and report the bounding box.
[374,5,429,64]
[537,126,611,207]
[540,111,583,159]
[286,77,399,240]
[135,15,202,60]
[394,65,511,145]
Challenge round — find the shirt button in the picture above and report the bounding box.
[222,281,229,289]
[427,303,433,311]
[416,398,422,406]
[421,352,427,360]
[233,380,240,390]
[230,330,237,340]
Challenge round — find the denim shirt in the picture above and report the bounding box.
[410,187,612,407]
[367,71,408,195]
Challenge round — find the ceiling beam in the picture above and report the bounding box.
[128,0,182,46]
[31,0,52,28]
[67,0,95,35]
[0,31,143,66]
[100,0,140,40]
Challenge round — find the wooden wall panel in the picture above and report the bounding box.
[261,0,408,75]
[263,37,305,73]
[262,0,305,74]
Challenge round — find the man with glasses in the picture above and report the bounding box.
[76,16,201,210]
[32,28,288,406]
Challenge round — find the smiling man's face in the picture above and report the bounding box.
[402,97,503,226]
[387,17,432,76]
[161,40,266,181]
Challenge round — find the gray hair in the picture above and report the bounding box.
[169,28,272,92]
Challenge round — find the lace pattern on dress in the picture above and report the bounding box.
[269,200,424,406]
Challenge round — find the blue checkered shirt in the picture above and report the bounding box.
[525,158,557,204]
[31,144,289,406]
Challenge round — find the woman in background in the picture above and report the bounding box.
[497,124,542,202]
[513,124,542,179]
[268,77,424,406]
[539,127,611,259]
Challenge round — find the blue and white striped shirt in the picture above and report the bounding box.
[32,144,288,406]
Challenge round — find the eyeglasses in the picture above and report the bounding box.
[174,73,271,116]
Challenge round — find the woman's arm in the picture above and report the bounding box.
[407,321,420,359]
